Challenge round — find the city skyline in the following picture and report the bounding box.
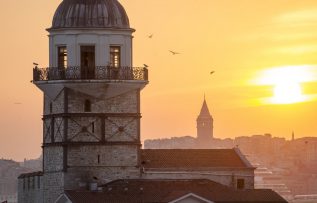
[1,0,317,160]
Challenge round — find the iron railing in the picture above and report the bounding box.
[33,66,148,81]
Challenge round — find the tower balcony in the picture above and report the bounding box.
[33,66,148,82]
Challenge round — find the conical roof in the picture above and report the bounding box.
[197,98,212,120]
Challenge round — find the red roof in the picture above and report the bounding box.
[63,179,287,203]
[141,149,252,169]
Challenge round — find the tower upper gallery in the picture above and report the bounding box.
[32,0,149,85]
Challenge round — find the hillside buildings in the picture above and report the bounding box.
[145,133,317,201]
[0,159,38,203]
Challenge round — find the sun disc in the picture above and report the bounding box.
[272,82,304,104]
[255,65,316,104]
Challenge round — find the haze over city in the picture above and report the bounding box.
[1,0,317,161]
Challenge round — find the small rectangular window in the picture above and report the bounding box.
[27,177,30,190]
[84,100,91,112]
[58,46,67,68]
[92,122,95,133]
[237,179,245,189]
[32,176,35,189]
[110,46,121,68]
[37,176,41,189]
[23,178,26,191]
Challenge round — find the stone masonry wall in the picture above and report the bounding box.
[41,87,141,202]
[142,169,254,189]
[44,90,65,115]
[67,145,138,167]
[43,146,64,172]
[43,172,64,203]
[68,89,138,114]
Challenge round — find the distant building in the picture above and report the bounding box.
[20,156,42,171]
[0,159,31,203]
[145,97,215,149]
[196,97,213,147]
[18,0,286,203]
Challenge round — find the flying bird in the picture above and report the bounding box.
[33,62,39,66]
[14,102,22,105]
[210,71,215,75]
[148,34,153,38]
[169,50,180,55]
[143,64,149,68]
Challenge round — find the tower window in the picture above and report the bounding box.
[58,46,67,68]
[237,179,245,189]
[92,122,95,133]
[23,178,26,191]
[110,46,121,67]
[37,176,41,189]
[97,155,100,164]
[49,102,53,113]
[27,177,30,190]
[84,100,91,112]
[32,176,35,189]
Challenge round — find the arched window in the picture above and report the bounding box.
[84,100,91,112]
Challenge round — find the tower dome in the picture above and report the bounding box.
[51,0,130,29]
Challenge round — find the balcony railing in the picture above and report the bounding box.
[33,66,148,81]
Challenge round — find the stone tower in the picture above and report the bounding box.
[32,0,148,202]
[196,97,213,146]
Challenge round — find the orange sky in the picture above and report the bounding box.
[1,0,317,160]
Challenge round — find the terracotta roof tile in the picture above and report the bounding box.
[141,149,250,169]
[64,179,287,203]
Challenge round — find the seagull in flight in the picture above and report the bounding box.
[14,102,22,105]
[210,71,215,75]
[143,64,149,68]
[33,62,39,66]
[148,34,153,39]
[169,50,180,55]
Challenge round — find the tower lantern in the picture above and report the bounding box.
[32,0,148,202]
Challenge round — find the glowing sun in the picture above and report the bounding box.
[257,65,314,104]
[272,82,304,104]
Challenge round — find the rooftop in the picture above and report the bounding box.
[62,179,287,203]
[141,148,254,169]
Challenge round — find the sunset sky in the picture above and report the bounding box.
[1,0,317,160]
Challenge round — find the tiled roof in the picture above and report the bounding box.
[141,149,252,169]
[18,171,43,179]
[64,179,287,203]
